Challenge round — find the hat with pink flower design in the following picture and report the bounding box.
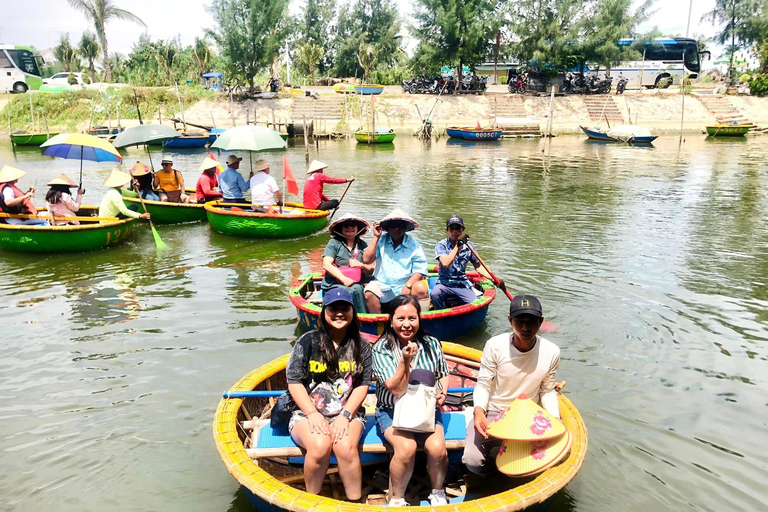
[486,394,566,442]
[495,429,572,476]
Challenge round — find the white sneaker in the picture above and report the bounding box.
[388,498,408,507]
[428,489,448,506]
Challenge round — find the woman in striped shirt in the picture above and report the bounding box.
[371,295,450,506]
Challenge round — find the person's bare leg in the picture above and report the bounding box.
[384,428,417,499]
[332,420,365,500]
[424,426,448,490]
[365,291,382,314]
[291,419,333,494]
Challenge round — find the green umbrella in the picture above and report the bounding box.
[112,124,181,170]
[210,125,287,177]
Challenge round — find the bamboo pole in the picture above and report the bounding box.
[28,93,33,130]
[272,108,277,131]
[230,91,235,127]
[303,114,309,161]
[546,86,555,137]
[116,107,121,130]
[158,105,163,125]
[174,83,187,132]
[42,111,50,138]
[7,97,11,135]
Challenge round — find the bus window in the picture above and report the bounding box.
[6,50,41,76]
[684,50,700,73]
[0,51,12,68]
[644,46,682,62]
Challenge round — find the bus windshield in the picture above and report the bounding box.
[6,49,41,77]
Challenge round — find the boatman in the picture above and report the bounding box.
[362,208,429,314]
[302,160,354,211]
[196,157,223,204]
[462,295,560,476]
[430,215,492,310]
[219,155,252,203]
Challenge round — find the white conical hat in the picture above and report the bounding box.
[329,213,370,237]
[0,165,26,183]
[103,169,132,188]
[47,174,77,187]
[379,207,419,232]
[306,159,328,174]
[495,429,572,477]
[199,156,221,171]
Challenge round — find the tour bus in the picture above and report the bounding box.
[0,45,43,93]
[606,38,710,88]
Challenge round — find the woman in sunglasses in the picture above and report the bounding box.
[322,213,375,313]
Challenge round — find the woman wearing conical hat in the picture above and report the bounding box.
[98,169,151,220]
[0,165,48,226]
[321,213,375,313]
[45,174,84,225]
[302,160,354,211]
[130,162,161,202]
[196,157,223,204]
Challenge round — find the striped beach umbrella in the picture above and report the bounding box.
[41,133,122,187]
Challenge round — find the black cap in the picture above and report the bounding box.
[446,215,465,228]
[509,295,543,319]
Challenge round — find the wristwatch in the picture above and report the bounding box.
[341,409,353,420]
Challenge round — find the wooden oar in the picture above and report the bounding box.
[465,243,556,332]
[133,185,168,250]
[329,180,353,221]
[0,212,119,223]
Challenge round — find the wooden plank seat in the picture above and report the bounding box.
[245,411,468,464]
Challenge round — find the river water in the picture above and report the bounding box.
[0,133,765,512]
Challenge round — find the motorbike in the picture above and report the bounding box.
[590,75,613,94]
[562,72,589,94]
[268,77,280,93]
[507,73,528,94]
[616,74,628,94]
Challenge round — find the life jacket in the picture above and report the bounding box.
[0,183,37,215]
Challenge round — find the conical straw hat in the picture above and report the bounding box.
[306,159,328,174]
[486,395,566,441]
[495,429,572,477]
[47,174,77,187]
[130,162,152,176]
[0,165,26,183]
[379,207,419,232]
[200,156,221,171]
[329,212,370,237]
[103,169,132,188]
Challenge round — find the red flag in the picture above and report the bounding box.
[283,156,299,195]
[208,151,224,174]
[476,120,482,129]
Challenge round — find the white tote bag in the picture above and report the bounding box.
[392,382,436,433]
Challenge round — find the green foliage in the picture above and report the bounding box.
[193,37,214,75]
[296,42,325,83]
[370,63,412,85]
[748,73,768,96]
[208,0,291,91]
[300,0,336,73]
[357,43,376,83]
[155,39,179,83]
[581,0,654,69]
[78,31,100,81]
[114,34,202,86]
[54,34,79,73]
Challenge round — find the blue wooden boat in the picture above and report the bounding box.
[460,128,503,141]
[580,125,614,141]
[354,84,384,95]
[207,127,226,145]
[580,125,657,144]
[164,133,210,148]
[446,126,465,138]
[289,270,496,341]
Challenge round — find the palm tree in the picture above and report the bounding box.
[299,42,324,84]
[78,31,100,82]
[54,33,78,73]
[357,42,376,84]
[155,40,178,84]
[193,37,213,75]
[67,0,146,82]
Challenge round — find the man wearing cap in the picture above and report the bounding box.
[218,155,253,204]
[196,157,223,204]
[462,295,560,476]
[430,215,492,310]
[0,165,48,225]
[302,160,354,211]
[155,158,189,203]
[362,208,429,314]
[249,159,282,210]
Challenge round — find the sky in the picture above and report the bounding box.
[1,0,722,61]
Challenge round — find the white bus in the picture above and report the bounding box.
[606,38,710,89]
[0,45,43,93]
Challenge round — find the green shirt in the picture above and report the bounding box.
[99,188,140,219]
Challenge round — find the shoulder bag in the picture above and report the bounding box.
[392,364,437,433]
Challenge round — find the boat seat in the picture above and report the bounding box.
[250,411,467,465]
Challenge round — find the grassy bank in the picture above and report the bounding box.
[1,86,216,133]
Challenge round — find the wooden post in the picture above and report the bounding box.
[210,111,216,128]
[546,86,555,137]
[371,95,376,142]
[7,97,11,135]
[107,107,112,132]
[158,105,163,125]
[246,106,250,125]
[230,91,235,127]
[42,111,50,138]
[116,107,121,130]
[174,83,187,132]
[272,109,277,131]
[28,93,33,130]
[303,114,309,161]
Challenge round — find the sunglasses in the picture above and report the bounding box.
[387,221,408,229]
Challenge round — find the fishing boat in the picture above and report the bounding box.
[333,83,356,94]
[10,131,60,146]
[0,208,136,253]
[446,127,465,138]
[88,126,124,136]
[705,124,750,137]
[207,127,227,145]
[355,129,396,144]
[459,128,503,141]
[122,188,206,225]
[213,342,587,511]
[163,132,211,148]
[289,270,495,340]
[354,84,384,95]
[205,203,330,238]
[579,125,658,144]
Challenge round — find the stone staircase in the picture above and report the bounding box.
[583,96,624,124]
[489,95,527,119]
[290,96,344,122]
[694,94,753,125]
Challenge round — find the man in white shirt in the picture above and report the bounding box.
[462,295,560,475]
[249,159,283,210]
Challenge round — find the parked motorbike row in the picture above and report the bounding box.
[561,72,628,95]
[401,75,488,94]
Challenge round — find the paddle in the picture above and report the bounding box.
[223,386,475,399]
[329,180,353,221]
[133,184,168,250]
[465,243,556,332]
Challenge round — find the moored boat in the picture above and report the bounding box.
[459,128,503,141]
[163,133,210,148]
[354,84,384,95]
[289,270,495,340]
[213,342,587,511]
[333,83,356,94]
[355,129,396,144]
[10,131,60,146]
[705,124,750,137]
[207,127,226,145]
[205,203,330,238]
[446,126,465,138]
[580,124,657,144]
[122,188,206,225]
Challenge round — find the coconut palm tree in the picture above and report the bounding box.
[155,40,178,84]
[298,42,324,84]
[54,33,78,73]
[193,37,213,75]
[67,0,146,82]
[78,31,100,82]
[357,42,376,84]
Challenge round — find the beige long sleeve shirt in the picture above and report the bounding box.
[473,333,561,418]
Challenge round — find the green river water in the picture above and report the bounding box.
[0,134,765,512]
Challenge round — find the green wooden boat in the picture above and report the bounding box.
[205,203,330,238]
[355,129,396,144]
[122,189,206,225]
[10,132,60,146]
[0,215,136,253]
[706,124,750,137]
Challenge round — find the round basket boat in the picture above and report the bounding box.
[289,270,495,340]
[355,129,396,144]
[205,203,330,238]
[0,206,136,253]
[123,189,206,225]
[213,342,587,511]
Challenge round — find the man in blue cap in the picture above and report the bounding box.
[430,215,492,310]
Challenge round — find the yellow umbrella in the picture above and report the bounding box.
[41,133,122,187]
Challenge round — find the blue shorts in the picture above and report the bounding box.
[375,405,444,437]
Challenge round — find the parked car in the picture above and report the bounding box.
[43,72,85,86]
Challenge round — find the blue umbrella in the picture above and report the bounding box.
[40,133,122,187]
